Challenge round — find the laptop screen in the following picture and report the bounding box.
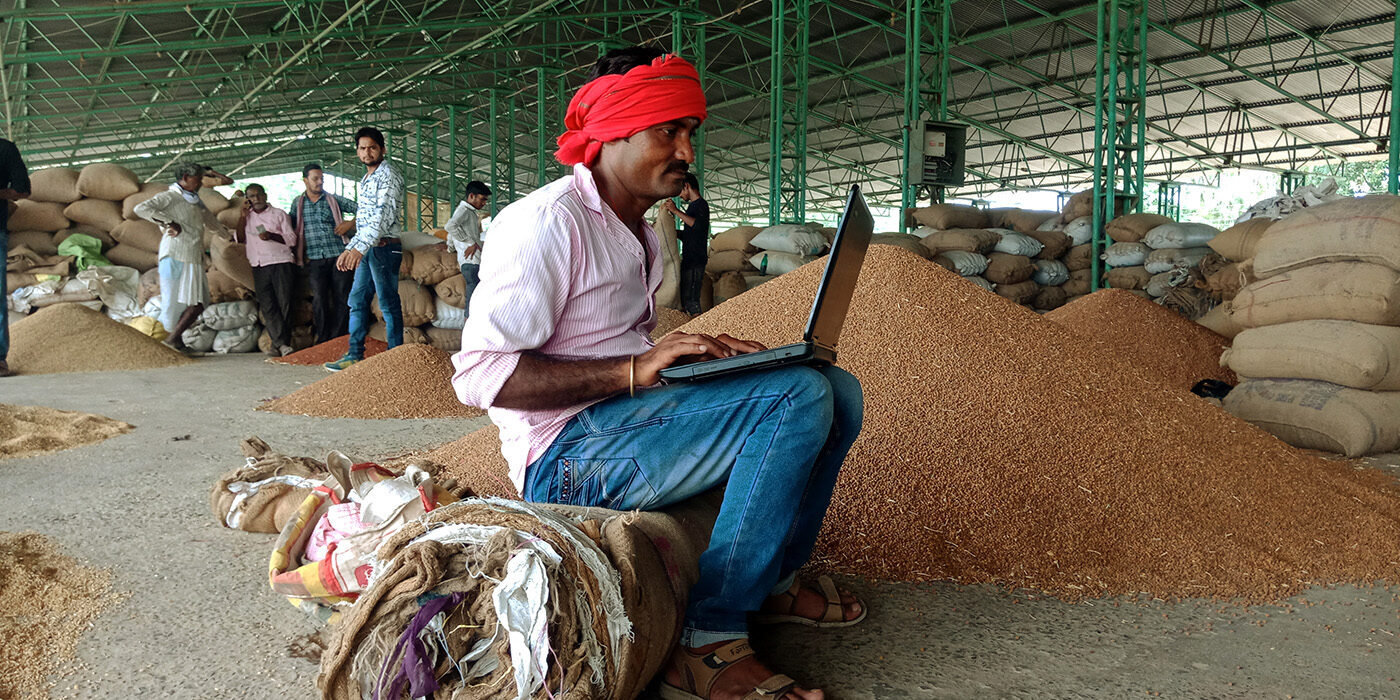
[804,185,874,348]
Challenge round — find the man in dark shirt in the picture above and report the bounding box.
[662,172,710,314]
[0,139,31,377]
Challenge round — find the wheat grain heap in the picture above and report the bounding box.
[432,245,1400,602]
[0,404,133,460]
[7,303,191,374]
[261,344,484,419]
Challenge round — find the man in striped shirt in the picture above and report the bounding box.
[452,47,864,700]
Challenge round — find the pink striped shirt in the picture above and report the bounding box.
[451,164,661,491]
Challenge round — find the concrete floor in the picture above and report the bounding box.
[2,354,1397,699]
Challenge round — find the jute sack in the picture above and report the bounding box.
[1106,213,1172,243]
[292,298,313,326]
[933,250,988,276]
[198,187,230,213]
[1144,246,1212,274]
[372,279,435,327]
[710,225,763,253]
[8,271,37,289]
[369,322,429,345]
[207,269,254,303]
[319,494,719,700]
[1223,378,1400,457]
[1103,265,1151,291]
[110,219,164,253]
[1063,268,1091,296]
[398,247,414,277]
[1101,241,1150,267]
[210,235,256,290]
[655,209,682,310]
[210,437,329,533]
[714,270,747,303]
[999,209,1058,233]
[920,228,999,255]
[1024,229,1070,260]
[216,208,241,229]
[994,279,1040,305]
[29,168,81,203]
[104,243,157,272]
[424,325,461,352]
[434,274,466,308]
[1032,284,1069,311]
[1209,218,1273,262]
[871,234,931,260]
[257,326,314,355]
[1199,260,1255,301]
[1196,303,1243,339]
[76,163,140,201]
[1224,320,1400,391]
[1230,262,1400,328]
[1146,269,1191,298]
[10,200,70,232]
[8,231,57,256]
[705,248,756,275]
[1064,243,1092,271]
[912,204,989,230]
[122,182,168,220]
[62,199,121,233]
[409,245,456,286]
[1253,194,1400,277]
[984,253,1034,284]
[1060,190,1092,223]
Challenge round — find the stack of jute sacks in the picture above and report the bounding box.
[706,223,835,306]
[1220,194,1400,457]
[905,203,1073,311]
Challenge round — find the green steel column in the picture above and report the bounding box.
[414,119,424,231]
[448,105,458,212]
[1091,0,1146,291]
[901,0,950,230]
[489,91,504,216]
[768,0,809,225]
[1156,182,1181,219]
[1281,170,1306,195]
[672,6,707,185]
[507,92,517,202]
[430,123,439,227]
[1390,12,1398,194]
[556,72,569,180]
[466,108,475,184]
[537,68,549,188]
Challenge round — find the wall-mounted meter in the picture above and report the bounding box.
[909,120,967,187]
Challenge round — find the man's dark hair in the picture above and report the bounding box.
[245,183,265,194]
[302,163,322,178]
[586,46,665,81]
[463,180,491,198]
[355,126,385,149]
[682,173,700,193]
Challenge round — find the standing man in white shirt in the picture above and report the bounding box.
[444,180,491,311]
[134,161,222,353]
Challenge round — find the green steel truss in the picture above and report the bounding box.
[1091,0,1147,291]
[1,0,1395,224]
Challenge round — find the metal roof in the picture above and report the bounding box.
[3,0,1395,223]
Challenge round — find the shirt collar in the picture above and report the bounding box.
[169,182,201,205]
[571,163,605,217]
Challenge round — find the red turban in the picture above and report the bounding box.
[555,54,708,167]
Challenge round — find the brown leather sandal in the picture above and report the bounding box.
[659,639,798,700]
[752,574,867,628]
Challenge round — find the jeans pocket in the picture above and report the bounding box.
[561,457,655,510]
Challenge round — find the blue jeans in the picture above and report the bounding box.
[459,262,480,312]
[346,241,403,357]
[522,364,863,645]
[0,227,7,361]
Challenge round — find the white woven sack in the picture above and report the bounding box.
[992,231,1044,257]
[1144,246,1212,274]
[1032,259,1070,286]
[182,320,217,352]
[936,250,989,276]
[1036,217,1063,232]
[202,300,259,331]
[1063,216,1093,245]
[750,224,828,255]
[911,226,940,238]
[212,324,261,353]
[1146,269,1192,298]
[748,250,816,276]
[1143,222,1220,249]
[962,275,994,292]
[1101,242,1150,267]
[433,296,467,330]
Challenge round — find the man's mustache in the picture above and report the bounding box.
[666,162,689,174]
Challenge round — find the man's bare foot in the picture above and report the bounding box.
[662,639,822,700]
[756,575,864,627]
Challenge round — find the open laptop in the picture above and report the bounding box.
[659,184,873,383]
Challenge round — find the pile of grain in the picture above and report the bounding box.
[0,532,121,699]
[7,304,191,374]
[421,423,520,499]
[271,336,389,366]
[0,404,133,460]
[1044,289,1236,390]
[651,307,694,341]
[671,246,1400,601]
[261,344,484,419]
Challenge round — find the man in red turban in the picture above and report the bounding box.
[453,46,865,700]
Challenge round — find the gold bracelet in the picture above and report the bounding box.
[629,355,636,398]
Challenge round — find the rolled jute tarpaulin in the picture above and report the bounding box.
[318,493,720,700]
